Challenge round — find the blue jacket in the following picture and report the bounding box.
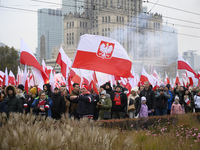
[0,101,7,113]
[31,95,53,117]
[167,90,173,110]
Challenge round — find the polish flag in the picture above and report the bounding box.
[46,66,55,75]
[22,64,29,94]
[20,39,48,83]
[175,70,180,85]
[32,67,45,91]
[41,59,49,79]
[29,73,34,87]
[178,53,198,78]
[72,34,132,78]
[56,45,71,78]
[0,71,4,81]
[139,67,154,86]
[8,70,16,85]
[49,70,55,92]
[164,72,170,85]
[71,69,82,85]
[17,66,23,86]
[185,97,190,105]
[185,70,195,86]
[89,71,99,94]
[3,67,8,86]
[80,69,91,86]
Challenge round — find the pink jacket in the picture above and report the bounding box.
[170,103,182,115]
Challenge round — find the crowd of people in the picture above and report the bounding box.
[0,81,200,120]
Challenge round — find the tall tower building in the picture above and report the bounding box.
[36,8,63,61]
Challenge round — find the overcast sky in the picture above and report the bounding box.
[1,0,200,56]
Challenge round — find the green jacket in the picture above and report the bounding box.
[6,96,22,115]
[96,95,112,120]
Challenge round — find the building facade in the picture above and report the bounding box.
[36,8,63,61]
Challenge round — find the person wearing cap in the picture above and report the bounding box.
[139,81,156,116]
[96,90,112,120]
[51,87,66,119]
[155,84,171,116]
[164,84,174,115]
[4,85,22,116]
[112,85,127,119]
[171,96,183,115]
[66,85,94,119]
[127,87,141,118]
[139,96,152,118]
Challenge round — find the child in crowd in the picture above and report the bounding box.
[171,96,183,115]
[139,97,151,118]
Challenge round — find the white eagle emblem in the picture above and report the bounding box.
[97,41,115,59]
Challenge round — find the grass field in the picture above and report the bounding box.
[0,113,200,150]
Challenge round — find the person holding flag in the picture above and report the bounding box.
[183,89,194,113]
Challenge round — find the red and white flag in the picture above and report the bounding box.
[17,66,23,86]
[139,67,154,86]
[178,53,198,78]
[164,72,170,85]
[49,70,55,92]
[22,64,29,94]
[8,70,16,85]
[175,70,180,85]
[56,45,71,78]
[0,71,4,87]
[41,59,49,79]
[72,34,132,78]
[3,67,8,86]
[185,97,190,105]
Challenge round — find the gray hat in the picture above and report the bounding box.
[175,96,179,100]
[101,90,107,95]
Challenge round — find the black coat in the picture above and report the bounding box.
[139,87,156,110]
[155,91,171,109]
[51,92,66,119]
[0,101,7,113]
[112,92,127,112]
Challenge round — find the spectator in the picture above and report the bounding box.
[16,88,26,113]
[24,87,37,113]
[32,90,50,118]
[165,84,173,115]
[104,82,115,101]
[96,90,112,120]
[18,84,28,99]
[127,87,141,118]
[184,89,194,113]
[5,85,22,116]
[0,91,7,113]
[171,96,183,115]
[194,90,200,113]
[112,85,127,119]
[139,97,151,118]
[66,85,94,119]
[155,85,171,116]
[51,87,66,119]
[70,83,80,119]
[175,86,185,106]
[60,86,70,118]
[139,81,155,116]
[43,84,53,98]
[191,86,198,97]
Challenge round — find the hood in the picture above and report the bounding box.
[16,93,24,99]
[105,82,113,91]
[5,85,16,96]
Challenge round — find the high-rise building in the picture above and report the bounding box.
[62,0,85,15]
[36,8,63,61]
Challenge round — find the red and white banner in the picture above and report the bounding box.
[185,97,190,105]
[22,64,29,94]
[3,67,8,86]
[139,67,154,86]
[72,34,132,78]
[8,70,16,85]
[175,70,180,85]
[164,72,170,85]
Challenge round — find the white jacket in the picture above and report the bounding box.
[194,95,200,108]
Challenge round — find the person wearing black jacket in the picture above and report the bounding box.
[112,85,127,119]
[51,87,66,119]
[139,81,155,116]
[66,85,93,118]
[43,84,53,98]
[155,85,171,116]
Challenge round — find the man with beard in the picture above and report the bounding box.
[112,85,127,119]
[4,85,22,115]
[43,84,53,98]
[51,87,66,119]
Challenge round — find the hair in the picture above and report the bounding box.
[61,85,66,88]
[38,90,45,96]
[144,81,149,84]
[73,83,79,87]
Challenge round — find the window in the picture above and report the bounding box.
[70,22,71,28]
[93,32,95,35]
[96,24,98,27]
[80,22,82,27]
[102,33,104,36]
[80,33,82,36]
[122,17,124,23]
[96,16,98,19]
[69,33,71,36]
[102,17,104,22]
[72,33,74,36]
[108,28,110,31]
[72,22,74,27]
[83,22,84,27]
[105,28,107,32]
[85,22,87,27]
[108,16,110,22]
[116,16,118,22]
[97,32,99,35]
[105,17,107,22]
[119,16,121,22]
[96,20,98,23]
[105,33,107,36]
[67,22,69,28]
[102,29,104,32]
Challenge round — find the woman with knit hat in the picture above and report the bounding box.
[127,87,141,118]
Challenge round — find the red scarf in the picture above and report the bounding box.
[114,92,121,105]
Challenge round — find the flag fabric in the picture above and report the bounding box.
[175,70,180,85]
[164,72,170,85]
[49,70,55,92]
[3,67,8,86]
[42,59,49,79]
[185,97,190,105]
[139,67,154,86]
[17,66,23,86]
[178,53,198,78]
[72,34,132,78]
[8,70,16,85]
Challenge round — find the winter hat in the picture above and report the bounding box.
[81,85,89,91]
[54,87,59,90]
[160,84,165,88]
[131,87,138,92]
[175,96,179,100]
[141,96,146,103]
[18,84,24,91]
[165,84,170,90]
[116,85,122,89]
[30,87,37,94]
[101,90,107,95]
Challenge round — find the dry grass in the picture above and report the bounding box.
[0,113,200,150]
